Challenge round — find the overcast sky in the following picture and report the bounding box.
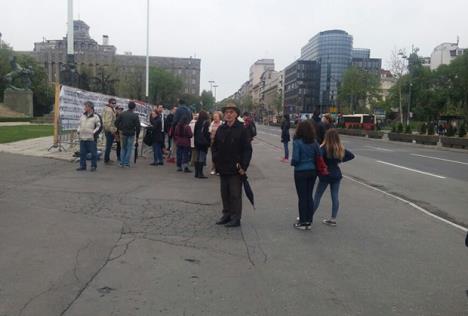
[1,0,467,99]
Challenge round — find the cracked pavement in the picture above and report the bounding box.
[1,133,467,316]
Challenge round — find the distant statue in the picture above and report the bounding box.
[3,56,34,90]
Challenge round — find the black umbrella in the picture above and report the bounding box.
[241,174,255,209]
[134,140,139,163]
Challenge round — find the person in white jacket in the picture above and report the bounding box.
[77,101,101,171]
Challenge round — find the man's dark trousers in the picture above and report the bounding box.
[220,174,243,221]
[104,131,114,162]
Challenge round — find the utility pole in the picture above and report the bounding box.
[145,0,150,101]
[213,84,218,101]
[208,80,215,94]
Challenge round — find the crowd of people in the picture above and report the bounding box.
[76,99,253,228]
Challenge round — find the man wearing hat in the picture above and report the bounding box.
[212,102,253,227]
[76,101,101,171]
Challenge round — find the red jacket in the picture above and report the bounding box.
[174,123,192,147]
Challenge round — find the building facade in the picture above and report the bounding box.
[283,60,320,114]
[28,20,201,96]
[249,59,275,89]
[430,42,466,70]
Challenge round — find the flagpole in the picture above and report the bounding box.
[145,0,150,101]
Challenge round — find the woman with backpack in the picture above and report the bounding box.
[313,129,355,226]
[194,111,211,178]
[290,121,322,230]
[281,114,291,162]
[174,116,193,173]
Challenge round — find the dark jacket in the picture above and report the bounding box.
[150,114,165,144]
[318,147,355,182]
[212,120,253,175]
[115,110,141,137]
[316,121,335,144]
[165,113,174,134]
[174,123,192,147]
[194,119,211,152]
[281,120,290,143]
[243,117,256,141]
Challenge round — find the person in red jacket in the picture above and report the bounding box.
[174,116,193,172]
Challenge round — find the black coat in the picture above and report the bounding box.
[281,120,290,143]
[150,115,165,144]
[194,119,211,152]
[115,110,141,137]
[212,120,253,175]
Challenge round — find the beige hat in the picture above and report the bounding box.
[222,102,240,115]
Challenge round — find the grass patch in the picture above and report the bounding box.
[0,117,33,122]
[0,125,54,144]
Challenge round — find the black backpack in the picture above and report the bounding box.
[249,121,257,138]
[94,113,104,141]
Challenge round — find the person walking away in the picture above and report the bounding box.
[313,129,355,226]
[102,98,117,164]
[77,101,101,172]
[209,111,223,175]
[189,113,198,167]
[281,114,291,162]
[316,113,334,144]
[194,111,211,178]
[166,106,176,162]
[150,105,165,166]
[290,121,321,230]
[212,103,252,228]
[242,112,257,142]
[114,106,123,162]
[174,117,193,172]
[115,101,141,168]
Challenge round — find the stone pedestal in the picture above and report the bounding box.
[3,88,33,117]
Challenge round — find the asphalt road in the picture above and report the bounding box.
[0,130,467,315]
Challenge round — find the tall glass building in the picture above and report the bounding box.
[301,30,353,112]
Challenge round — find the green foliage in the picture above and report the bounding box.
[405,124,412,134]
[200,90,215,111]
[397,122,403,133]
[89,66,119,96]
[446,124,456,137]
[391,124,396,133]
[149,67,183,105]
[428,123,435,135]
[337,66,381,113]
[458,123,466,137]
[419,123,427,135]
[0,125,53,143]
[0,46,14,101]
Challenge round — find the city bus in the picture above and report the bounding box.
[338,114,375,130]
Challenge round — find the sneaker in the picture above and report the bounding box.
[76,167,86,171]
[210,170,216,175]
[322,219,337,227]
[184,167,192,173]
[150,162,157,166]
[157,162,164,166]
[293,222,311,230]
[177,167,183,172]
[90,167,97,172]
[104,160,114,164]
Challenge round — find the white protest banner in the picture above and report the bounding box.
[59,85,152,131]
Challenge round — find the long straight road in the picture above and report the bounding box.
[0,127,467,315]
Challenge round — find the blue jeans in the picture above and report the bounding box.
[104,131,114,162]
[294,170,317,223]
[152,142,164,164]
[177,145,190,168]
[313,180,341,218]
[79,140,97,169]
[283,141,289,159]
[120,135,135,166]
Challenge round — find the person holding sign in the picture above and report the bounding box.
[76,101,101,172]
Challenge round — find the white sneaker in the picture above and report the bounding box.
[210,170,216,175]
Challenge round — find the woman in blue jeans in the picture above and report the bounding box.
[291,121,321,230]
[313,129,355,226]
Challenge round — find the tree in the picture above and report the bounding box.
[0,45,14,102]
[337,65,380,113]
[273,94,283,114]
[148,67,183,105]
[90,66,119,95]
[200,90,215,111]
[389,48,407,123]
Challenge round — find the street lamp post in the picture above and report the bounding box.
[213,84,218,101]
[208,80,215,94]
[145,0,150,101]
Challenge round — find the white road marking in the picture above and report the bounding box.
[411,154,468,166]
[343,175,467,233]
[365,146,393,152]
[376,160,446,179]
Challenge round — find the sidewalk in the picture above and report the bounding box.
[0,136,75,162]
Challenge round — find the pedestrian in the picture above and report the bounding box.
[115,106,123,162]
[76,101,101,172]
[209,111,223,175]
[189,113,198,167]
[174,116,193,172]
[114,101,141,168]
[102,98,117,164]
[166,106,177,163]
[212,103,253,227]
[290,120,322,230]
[242,112,257,142]
[313,129,355,227]
[171,100,192,169]
[316,113,334,144]
[194,110,211,178]
[149,105,165,166]
[281,114,291,162]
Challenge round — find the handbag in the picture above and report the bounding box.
[143,128,153,146]
[315,143,329,176]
